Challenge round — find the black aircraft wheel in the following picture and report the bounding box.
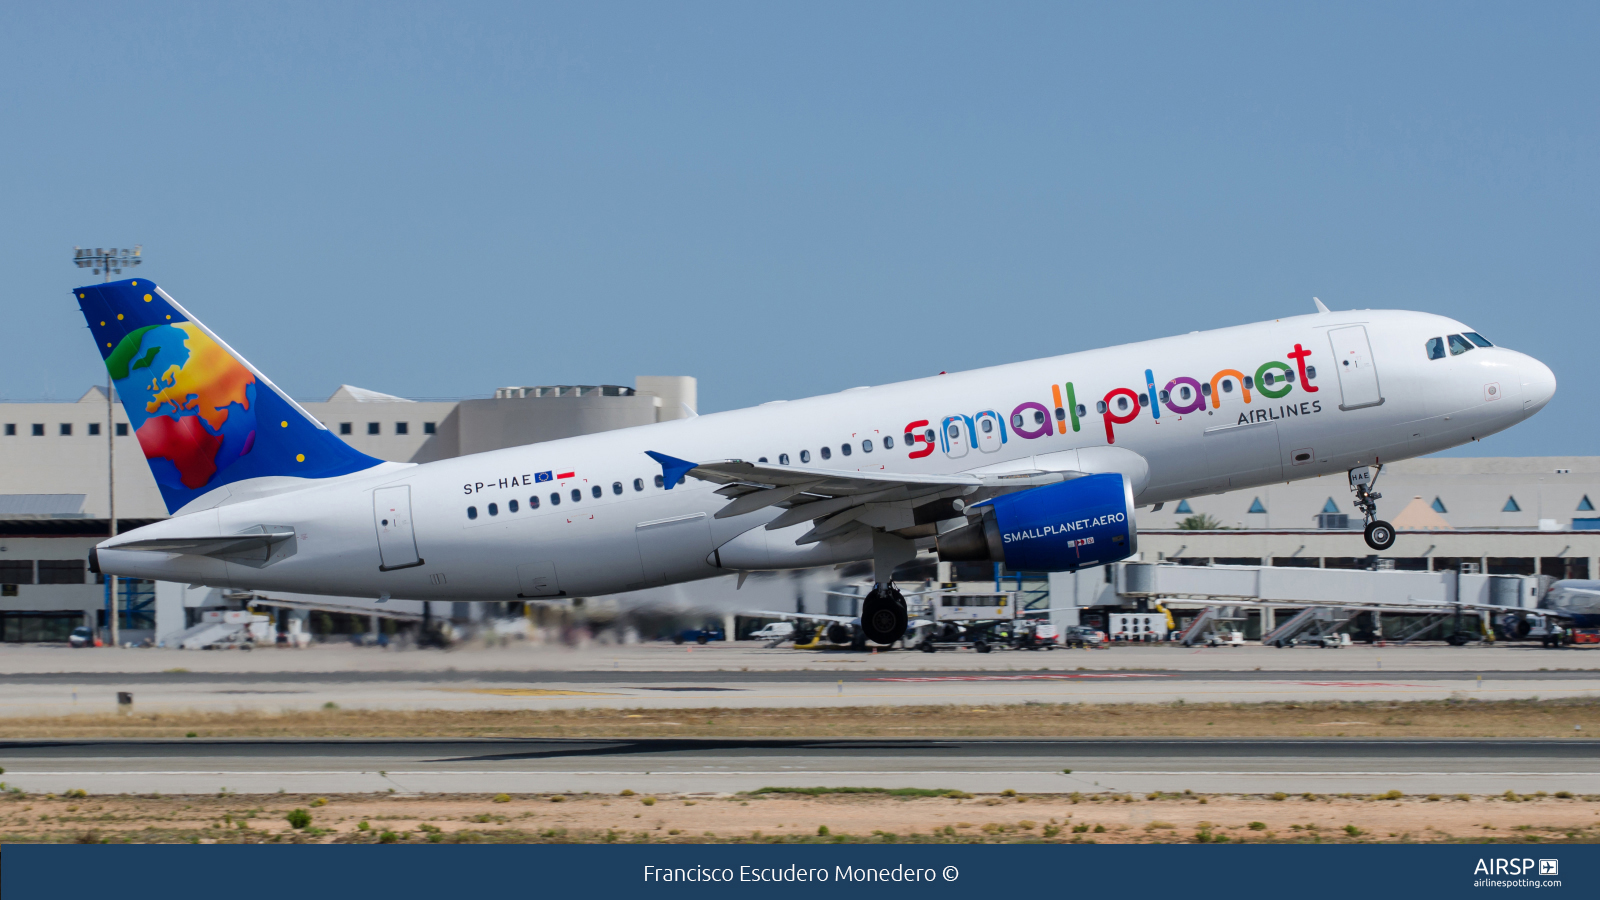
[861,587,908,645]
[974,641,991,653]
[920,641,936,653]
[1364,519,1396,551]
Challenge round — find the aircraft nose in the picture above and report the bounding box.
[1521,356,1557,415]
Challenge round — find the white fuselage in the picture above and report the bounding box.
[97,309,1555,601]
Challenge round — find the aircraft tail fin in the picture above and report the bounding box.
[74,278,384,515]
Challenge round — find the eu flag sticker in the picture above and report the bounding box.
[534,471,552,483]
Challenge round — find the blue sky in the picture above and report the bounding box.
[2,2,1594,457]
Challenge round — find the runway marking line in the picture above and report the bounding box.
[867,674,1174,682]
[5,770,1596,778]
[434,689,620,697]
[1275,681,1431,688]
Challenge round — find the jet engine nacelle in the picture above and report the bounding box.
[936,473,1137,572]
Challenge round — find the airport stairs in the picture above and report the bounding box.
[1176,607,1219,646]
[1262,606,1359,647]
[1394,612,1455,645]
[169,621,245,650]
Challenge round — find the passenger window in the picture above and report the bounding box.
[1221,379,1233,393]
[981,418,993,434]
[654,475,664,488]
[1200,382,1211,396]
[779,453,790,465]
[800,450,811,463]
[1035,409,1048,422]
[862,439,873,453]
[551,492,561,506]
[467,506,478,520]
[1158,390,1170,403]
[612,481,623,495]
[1262,371,1275,386]
[1075,404,1086,417]
[509,499,519,513]
[1448,334,1473,356]
[529,495,540,509]
[1464,332,1493,348]
[1243,376,1254,390]
[1054,407,1065,420]
[633,478,643,491]
[1426,337,1445,360]
[758,457,767,463]
[840,443,851,457]
[1179,385,1192,400]
[1096,401,1107,414]
[1116,396,1129,412]
[820,446,832,460]
[488,502,498,516]
[924,428,935,443]
[1305,366,1316,380]
[572,488,582,502]
[1009,414,1022,428]
[883,436,894,449]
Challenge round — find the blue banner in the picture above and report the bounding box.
[4,844,1595,900]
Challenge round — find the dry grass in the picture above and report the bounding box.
[1,790,1597,845]
[1,697,1598,739]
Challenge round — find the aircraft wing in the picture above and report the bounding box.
[646,452,1066,544]
[748,609,859,625]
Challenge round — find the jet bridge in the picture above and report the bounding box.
[1062,562,1545,645]
[1115,562,1539,609]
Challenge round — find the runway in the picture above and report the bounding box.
[3,737,1596,796]
[4,668,1598,717]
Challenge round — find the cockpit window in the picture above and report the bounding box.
[1426,337,1446,360]
[1464,332,1493,348]
[1447,334,1474,356]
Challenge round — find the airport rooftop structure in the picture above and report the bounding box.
[0,376,696,521]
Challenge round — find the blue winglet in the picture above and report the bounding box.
[645,451,698,490]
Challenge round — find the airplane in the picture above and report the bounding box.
[1541,580,1600,628]
[79,280,1557,647]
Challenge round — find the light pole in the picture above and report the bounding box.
[74,246,141,648]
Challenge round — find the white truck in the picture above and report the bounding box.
[749,621,796,644]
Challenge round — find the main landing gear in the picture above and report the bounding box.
[860,583,908,645]
[1350,464,1395,551]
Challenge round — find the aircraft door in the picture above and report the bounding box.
[973,411,1004,453]
[636,512,717,586]
[373,485,423,570]
[1327,325,1384,410]
[941,416,971,458]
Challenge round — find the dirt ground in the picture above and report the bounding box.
[1,697,1597,739]
[0,789,1596,845]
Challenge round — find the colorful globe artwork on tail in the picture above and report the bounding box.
[75,278,382,515]
[107,323,258,490]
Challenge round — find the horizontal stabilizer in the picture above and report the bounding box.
[109,528,296,557]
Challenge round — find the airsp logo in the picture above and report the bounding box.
[1474,858,1555,876]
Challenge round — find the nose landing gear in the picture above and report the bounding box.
[1350,464,1395,551]
[860,583,908,645]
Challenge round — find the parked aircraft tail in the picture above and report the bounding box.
[74,278,383,514]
